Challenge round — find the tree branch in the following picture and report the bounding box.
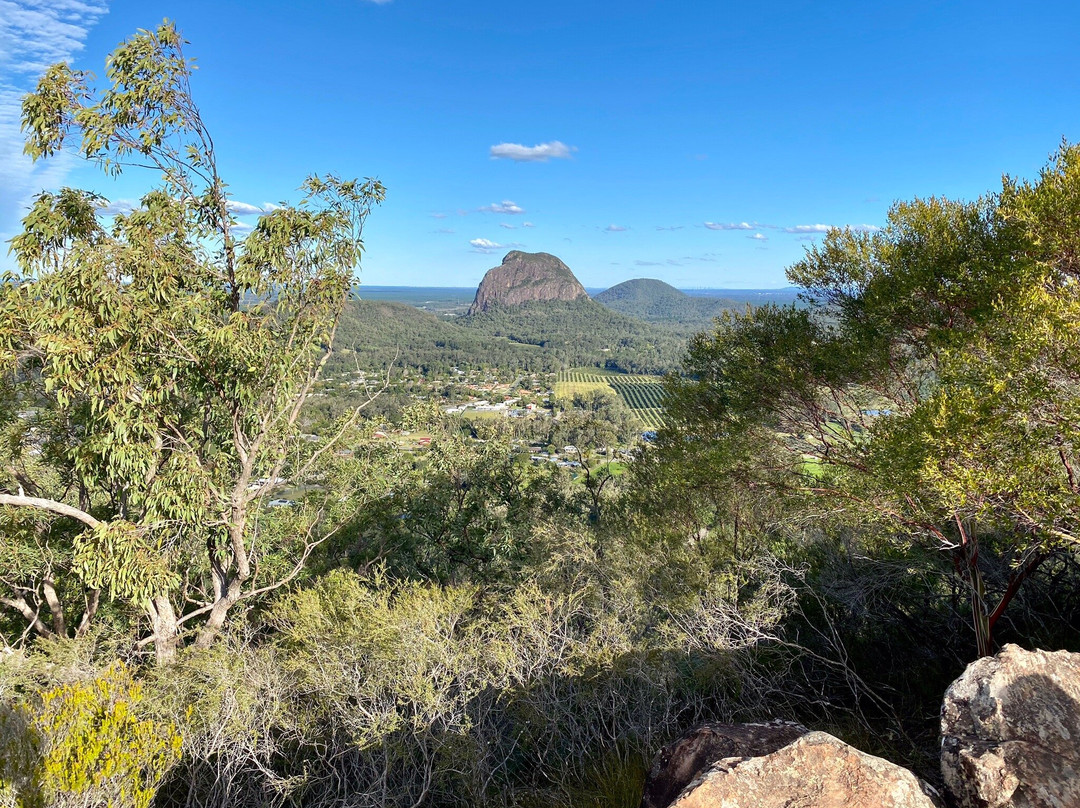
[0,493,101,528]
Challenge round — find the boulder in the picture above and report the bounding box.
[668,731,941,808]
[941,643,1080,808]
[640,720,808,808]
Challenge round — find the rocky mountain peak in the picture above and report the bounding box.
[467,251,588,315]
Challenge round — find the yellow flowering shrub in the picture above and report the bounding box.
[0,663,181,808]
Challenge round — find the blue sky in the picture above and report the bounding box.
[2,1,1079,289]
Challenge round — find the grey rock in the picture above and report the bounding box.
[467,251,588,314]
[941,643,1080,808]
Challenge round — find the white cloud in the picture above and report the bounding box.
[226,200,271,217]
[478,200,524,214]
[783,223,881,234]
[604,224,627,232]
[783,224,831,234]
[469,237,524,254]
[656,225,684,231]
[230,222,254,234]
[94,198,136,216]
[0,0,109,245]
[489,140,575,162]
[704,221,754,231]
[522,221,535,228]
[499,222,516,229]
[748,233,768,241]
[469,238,502,253]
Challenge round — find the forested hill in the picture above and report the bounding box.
[332,295,682,375]
[595,278,740,333]
[331,300,549,375]
[332,297,686,375]
[463,297,686,374]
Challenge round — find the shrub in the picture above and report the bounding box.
[0,662,181,808]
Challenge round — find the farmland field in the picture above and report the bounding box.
[555,370,666,429]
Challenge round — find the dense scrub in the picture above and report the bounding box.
[3,21,1080,808]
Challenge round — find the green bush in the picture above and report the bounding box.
[0,662,181,808]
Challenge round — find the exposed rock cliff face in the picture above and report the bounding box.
[467,251,588,315]
[941,644,1080,808]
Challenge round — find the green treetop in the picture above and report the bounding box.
[658,143,1080,658]
[0,21,384,663]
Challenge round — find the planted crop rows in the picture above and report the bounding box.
[556,371,666,429]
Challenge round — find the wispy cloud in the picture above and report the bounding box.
[226,200,274,216]
[435,227,455,234]
[478,200,524,214]
[522,221,535,228]
[93,197,277,221]
[603,224,627,232]
[656,225,684,231]
[783,224,832,234]
[499,222,516,229]
[748,233,768,241]
[0,0,110,246]
[469,237,524,254]
[783,223,881,234]
[431,212,448,219]
[634,257,683,267]
[94,198,136,216]
[704,221,755,231]
[489,140,575,162]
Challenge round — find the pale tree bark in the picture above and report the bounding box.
[0,593,53,638]
[146,596,180,665]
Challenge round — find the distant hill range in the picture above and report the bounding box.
[463,252,684,374]
[595,278,741,332]
[468,251,588,314]
[334,252,685,375]
[334,253,798,375]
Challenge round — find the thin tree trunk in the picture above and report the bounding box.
[955,517,992,657]
[193,577,245,649]
[147,595,180,665]
[42,578,66,637]
[75,588,100,637]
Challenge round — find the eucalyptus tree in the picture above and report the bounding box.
[658,144,1080,657]
[0,22,384,662]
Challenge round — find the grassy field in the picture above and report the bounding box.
[555,369,666,429]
